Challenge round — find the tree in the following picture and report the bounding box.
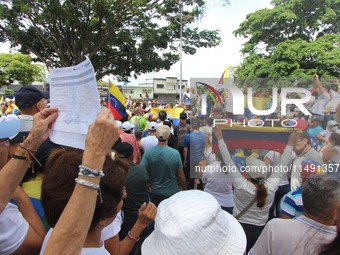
[0,0,222,81]
[0,53,45,85]
[233,0,340,87]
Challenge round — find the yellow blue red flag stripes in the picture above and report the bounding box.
[218,66,229,84]
[107,80,127,121]
[212,125,292,153]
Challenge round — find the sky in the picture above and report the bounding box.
[127,0,273,85]
[0,0,273,85]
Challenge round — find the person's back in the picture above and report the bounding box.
[249,216,336,255]
[250,175,339,255]
[202,160,234,213]
[141,145,181,197]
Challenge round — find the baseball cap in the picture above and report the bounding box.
[122,121,134,131]
[0,114,20,139]
[327,120,338,127]
[114,142,134,159]
[115,120,122,128]
[246,157,268,180]
[15,85,49,110]
[148,122,158,131]
[10,115,33,144]
[156,125,170,141]
[191,118,200,128]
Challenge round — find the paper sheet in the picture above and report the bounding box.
[49,57,100,149]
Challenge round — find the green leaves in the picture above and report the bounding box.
[234,0,339,89]
[0,0,222,81]
[0,53,45,85]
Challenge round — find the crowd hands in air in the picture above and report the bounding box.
[0,76,339,255]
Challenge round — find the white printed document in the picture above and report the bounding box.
[49,57,100,149]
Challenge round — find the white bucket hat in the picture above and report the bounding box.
[142,190,246,255]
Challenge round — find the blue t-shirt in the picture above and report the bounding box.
[141,145,182,197]
[307,126,324,137]
[184,131,205,164]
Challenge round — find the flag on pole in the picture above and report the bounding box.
[107,80,127,120]
[218,66,229,84]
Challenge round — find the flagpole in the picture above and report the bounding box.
[108,81,111,112]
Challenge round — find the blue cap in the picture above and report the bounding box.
[15,85,49,110]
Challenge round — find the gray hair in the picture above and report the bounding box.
[302,175,340,221]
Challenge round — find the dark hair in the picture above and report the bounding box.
[243,149,252,157]
[159,110,167,121]
[300,132,311,145]
[329,133,340,146]
[41,149,129,231]
[206,118,213,126]
[255,181,268,208]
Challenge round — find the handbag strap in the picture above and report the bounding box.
[235,196,257,220]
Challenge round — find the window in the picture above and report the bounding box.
[157,84,164,89]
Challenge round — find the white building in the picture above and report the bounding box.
[123,77,187,103]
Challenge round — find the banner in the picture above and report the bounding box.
[212,125,292,153]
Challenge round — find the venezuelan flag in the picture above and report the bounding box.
[107,80,127,121]
[212,125,292,153]
[218,66,229,84]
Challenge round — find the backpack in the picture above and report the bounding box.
[176,124,191,147]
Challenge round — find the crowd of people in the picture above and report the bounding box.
[0,74,339,255]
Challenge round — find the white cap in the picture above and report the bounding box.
[142,190,246,255]
[246,157,268,180]
[122,121,134,131]
[148,122,158,131]
[327,120,338,127]
[115,120,122,128]
[0,114,20,139]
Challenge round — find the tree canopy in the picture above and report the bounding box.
[0,0,222,80]
[233,0,340,86]
[0,53,44,85]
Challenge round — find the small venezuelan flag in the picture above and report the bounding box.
[107,80,127,121]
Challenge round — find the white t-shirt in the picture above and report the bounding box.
[40,211,123,254]
[264,151,291,186]
[40,229,110,255]
[141,136,158,152]
[311,92,331,115]
[202,162,234,208]
[329,89,340,112]
[199,126,212,135]
[101,210,123,241]
[319,129,340,140]
[0,203,29,255]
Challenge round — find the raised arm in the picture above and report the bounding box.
[44,109,120,255]
[313,74,326,94]
[0,108,58,213]
[213,127,244,183]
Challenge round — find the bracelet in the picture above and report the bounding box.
[12,154,29,161]
[18,143,42,168]
[75,178,103,203]
[127,231,140,242]
[18,144,37,154]
[78,165,105,177]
